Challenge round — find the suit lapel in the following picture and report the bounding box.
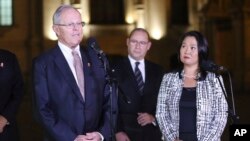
[143,61,155,94]
[144,61,150,93]
[52,46,84,103]
[79,47,92,102]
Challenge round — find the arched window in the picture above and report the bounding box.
[0,0,13,26]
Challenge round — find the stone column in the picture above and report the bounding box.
[144,0,167,39]
[124,0,135,24]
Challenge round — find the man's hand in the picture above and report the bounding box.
[115,131,130,141]
[137,113,155,126]
[0,115,8,133]
[175,137,183,141]
[74,132,102,141]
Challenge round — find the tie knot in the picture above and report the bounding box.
[135,62,140,67]
[72,50,78,56]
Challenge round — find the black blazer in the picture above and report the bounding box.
[32,46,112,141]
[0,49,23,141]
[113,57,164,141]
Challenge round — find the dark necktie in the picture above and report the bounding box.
[72,50,85,100]
[134,62,144,94]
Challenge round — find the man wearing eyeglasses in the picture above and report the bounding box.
[112,28,165,141]
[32,5,112,141]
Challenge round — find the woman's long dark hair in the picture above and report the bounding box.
[175,30,209,81]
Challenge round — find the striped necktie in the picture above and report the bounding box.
[134,62,144,94]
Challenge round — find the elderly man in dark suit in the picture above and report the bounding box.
[0,49,23,141]
[113,28,165,141]
[32,5,112,141]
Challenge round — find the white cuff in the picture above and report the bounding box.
[97,132,104,141]
[152,120,157,126]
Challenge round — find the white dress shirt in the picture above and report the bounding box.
[128,55,145,82]
[58,41,82,85]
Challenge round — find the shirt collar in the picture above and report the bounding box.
[58,41,80,54]
[128,55,144,65]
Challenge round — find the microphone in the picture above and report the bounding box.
[202,60,227,73]
[87,37,104,55]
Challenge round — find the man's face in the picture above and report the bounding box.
[127,31,151,61]
[53,8,83,48]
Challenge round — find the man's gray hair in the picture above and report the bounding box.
[52,5,77,24]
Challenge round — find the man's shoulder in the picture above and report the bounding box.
[0,49,16,58]
[145,60,165,72]
[35,47,59,59]
[32,47,59,64]
[109,55,127,67]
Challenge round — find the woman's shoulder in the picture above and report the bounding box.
[204,71,218,80]
[163,71,179,80]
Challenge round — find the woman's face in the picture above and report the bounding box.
[180,36,199,67]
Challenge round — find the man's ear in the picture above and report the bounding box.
[147,41,152,50]
[126,38,130,46]
[52,25,59,36]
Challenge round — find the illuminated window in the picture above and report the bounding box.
[0,0,12,26]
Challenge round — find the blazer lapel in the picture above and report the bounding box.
[52,46,84,103]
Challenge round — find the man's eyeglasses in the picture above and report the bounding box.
[129,39,149,46]
[55,22,85,29]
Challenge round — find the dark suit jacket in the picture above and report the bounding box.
[0,49,23,141]
[32,45,112,141]
[113,57,164,141]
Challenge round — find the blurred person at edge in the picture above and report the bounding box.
[32,5,113,141]
[0,49,24,141]
[156,31,228,141]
